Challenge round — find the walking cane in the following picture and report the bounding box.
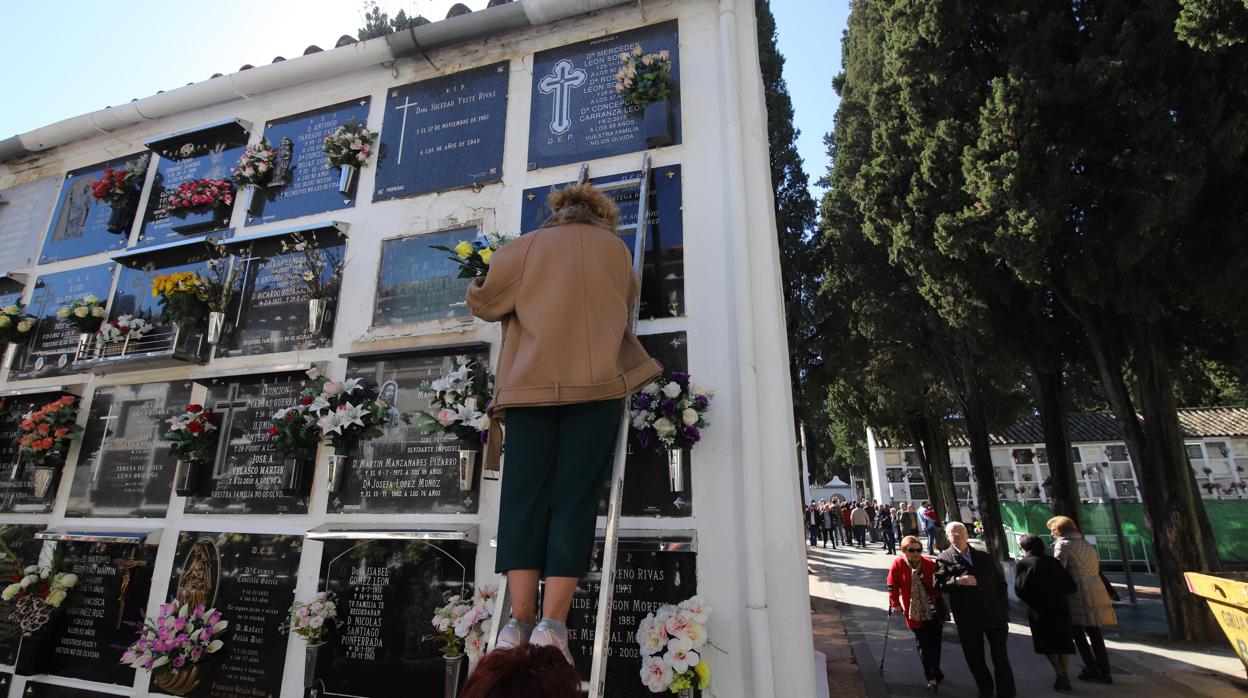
[880,589,894,676]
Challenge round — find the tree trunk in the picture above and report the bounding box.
[924,412,961,524]
[906,414,946,521]
[961,368,1009,562]
[1034,367,1079,524]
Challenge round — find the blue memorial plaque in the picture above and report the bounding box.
[373,227,475,327]
[528,21,681,170]
[520,164,684,318]
[140,123,249,247]
[247,98,372,225]
[13,264,116,379]
[373,62,509,201]
[0,176,58,270]
[41,155,148,263]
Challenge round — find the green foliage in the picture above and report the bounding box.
[1177,0,1248,50]
[357,1,426,41]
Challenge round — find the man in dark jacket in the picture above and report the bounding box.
[935,522,1015,698]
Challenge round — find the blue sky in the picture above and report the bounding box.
[0,0,846,202]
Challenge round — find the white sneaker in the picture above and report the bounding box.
[494,619,532,651]
[529,621,574,665]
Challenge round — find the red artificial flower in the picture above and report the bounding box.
[39,438,54,449]
[60,396,76,405]
[298,396,312,405]
[54,426,69,438]
[267,426,278,436]
[187,421,204,435]
[187,404,203,413]
[10,574,20,583]
[36,423,50,435]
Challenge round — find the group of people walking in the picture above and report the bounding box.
[805,498,944,555]
[884,515,1118,696]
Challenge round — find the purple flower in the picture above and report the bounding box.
[694,395,709,409]
[191,646,204,659]
[637,428,656,450]
[172,656,186,668]
[208,612,221,625]
[659,399,677,416]
[201,627,214,640]
[678,425,701,446]
[193,604,206,618]
[173,616,186,631]
[634,393,654,410]
[670,371,690,388]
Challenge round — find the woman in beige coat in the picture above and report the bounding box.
[1049,516,1117,684]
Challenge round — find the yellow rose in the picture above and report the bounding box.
[694,661,710,689]
[480,248,494,265]
[454,241,475,260]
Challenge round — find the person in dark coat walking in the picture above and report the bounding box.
[935,522,1015,698]
[876,505,896,555]
[1014,534,1077,692]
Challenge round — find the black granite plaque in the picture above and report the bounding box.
[0,393,74,512]
[183,373,312,515]
[528,22,681,170]
[45,541,157,684]
[41,155,148,263]
[141,124,248,247]
[521,164,684,318]
[373,227,474,327]
[333,348,488,514]
[566,539,697,693]
[0,525,47,664]
[159,532,300,698]
[66,381,194,518]
[374,62,509,201]
[316,537,476,696]
[216,236,343,358]
[24,682,119,698]
[110,258,210,329]
[247,99,372,225]
[0,277,24,315]
[12,264,116,380]
[0,176,59,271]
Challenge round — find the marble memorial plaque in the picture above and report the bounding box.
[333,348,488,514]
[183,373,312,515]
[315,537,476,696]
[23,682,120,698]
[0,393,73,512]
[12,264,116,380]
[66,381,194,517]
[41,155,147,263]
[159,532,301,698]
[247,99,371,225]
[566,539,697,692]
[140,124,248,247]
[528,21,681,170]
[521,164,684,318]
[373,227,474,327]
[45,541,157,684]
[0,176,58,271]
[0,525,47,663]
[374,62,509,201]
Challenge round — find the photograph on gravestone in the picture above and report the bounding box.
[12,264,116,380]
[140,122,249,247]
[45,541,157,685]
[40,155,148,263]
[65,381,194,517]
[0,177,59,271]
[334,347,488,514]
[520,164,684,319]
[218,229,344,358]
[183,372,313,515]
[316,537,476,697]
[0,393,73,513]
[373,62,509,201]
[528,21,681,171]
[24,682,119,698]
[0,525,48,664]
[566,538,697,693]
[247,99,371,225]
[373,227,475,327]
[160,532,301,698]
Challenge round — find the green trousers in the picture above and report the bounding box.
[495,399,622,578]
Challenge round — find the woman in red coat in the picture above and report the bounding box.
[888,535,946,692]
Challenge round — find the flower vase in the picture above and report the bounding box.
[171,204,231,235]
[458,446,480,491]
[326,446,349,493]
[643,99,674,148]
[667,448,686,493]
[76,332,95,360]
[13,628,51,675]
[281,457,312,495]
[308,299,326,334]
[443,654,465,698]
[31,465,58,499]
[303,642,325,689]
[106,196,138,234]
[206,311,226,346]
[244,184,265,217]
[152,664,205,696]
[337,165,357,196]
[173,459,202,497]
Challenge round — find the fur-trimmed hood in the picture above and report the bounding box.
[540,183,620,231]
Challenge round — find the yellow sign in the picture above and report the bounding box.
[1186,571,1248,672]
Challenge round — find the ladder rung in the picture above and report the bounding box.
[617,223,639,232]
[596,177,643,192]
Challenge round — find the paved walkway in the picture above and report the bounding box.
[808,542,1248,697]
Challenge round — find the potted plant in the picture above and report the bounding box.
[121,599,227,696]
[231,139,277,216]
[14,395,82,499]
[414,356,494,491]
[267,399,321,494]
[634,595,713,697]
[615,46,675,147]
[164,404,217,497]
[280,591,337,689]
[57,295,108,357]
[322,119,377,195]
[629,372,712,493]
[96,314,153,356]
[3,564,78,675]
[429,585,496,695]
[163,179,235,234]
[270,231,344,334]
[295,372,409,492]
[0,304,37,354]
[90,159,147,233]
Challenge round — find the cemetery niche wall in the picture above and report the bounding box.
[13,264,116,379]
[141,121,249,247]
[41,156,148,263]
[0,177,58,272]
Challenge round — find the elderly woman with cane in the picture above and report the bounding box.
[887,535,946,692]
[467,183,662,663]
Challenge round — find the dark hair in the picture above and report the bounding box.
[1019,534,1047,556]
[459,646,581,698]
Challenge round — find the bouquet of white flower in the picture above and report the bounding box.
[636,595,713,694]
[295,373,410,454]
[629,372,712,452]
[3,566,79,634]
[97,314,152,343]
[413,356,494,444]
[0,304,37,345]
[429,585,496,661]
[281,591,337,644]
[56,295,108,334]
